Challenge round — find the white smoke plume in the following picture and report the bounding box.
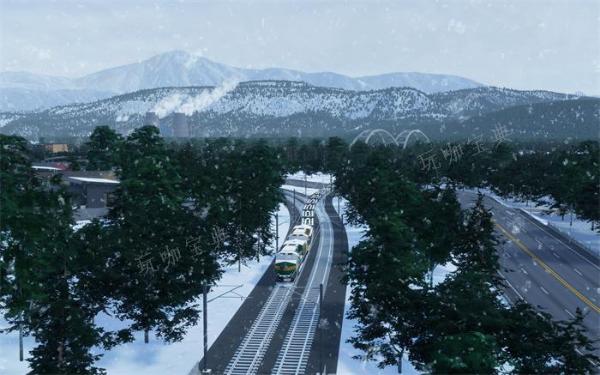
[151,79,238,118]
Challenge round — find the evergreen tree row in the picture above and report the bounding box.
[0,126,284,374]
[278,137,599,230]
[333,143,598,373]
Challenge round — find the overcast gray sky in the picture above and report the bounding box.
[1,0,598,94]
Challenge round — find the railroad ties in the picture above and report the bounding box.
[224,189,327,375]
[224,284,294,375]
[271,285,320,375]
[272,189,329,375]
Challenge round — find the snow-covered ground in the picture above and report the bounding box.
[0,203,290,375]
[286,171,334,185]
[281,172,332,197]
[280,184,321,197]
[470,188,600,257]
[333,197,420,374]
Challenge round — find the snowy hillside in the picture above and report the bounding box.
[1,80,588,140]
[430,86,579,117]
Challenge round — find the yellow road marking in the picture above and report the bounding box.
[495,222,600,315]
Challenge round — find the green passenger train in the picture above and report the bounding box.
[274,224,313,281]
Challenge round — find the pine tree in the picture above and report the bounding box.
[86,125,122,170]
[107,126,221,342]
[1,136,120,374]
[24,188,115,375]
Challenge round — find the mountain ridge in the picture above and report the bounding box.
[2,80,592,140]
[0,50,483,111]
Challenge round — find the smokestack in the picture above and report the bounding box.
[173,112,189,138]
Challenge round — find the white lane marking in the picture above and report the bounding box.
[498,271,525,301]
[540,286,550,295]
[552,252,560,259]
[564,308,575,318]
[520,267,528,275]
[517,209,600,271]
[574,268,583,277]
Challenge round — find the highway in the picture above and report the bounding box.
[457,190,600,356]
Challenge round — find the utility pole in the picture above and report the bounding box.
[397,349,404,374]
[304,174,307,197]
[198,284,244,374]
[18,322,23,361]
[257,233,261,263]
[319,283,324,374]
[201,284,209,374]
[275,212,279,251]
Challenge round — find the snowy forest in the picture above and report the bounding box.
[1,1,599,374]
[1,129,599,373]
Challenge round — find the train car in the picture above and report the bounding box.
[284,238,309,255]
[275,224,313,281]
[275,238,308,281]
[291,224,313,240]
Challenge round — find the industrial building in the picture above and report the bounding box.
[173,112,189,138]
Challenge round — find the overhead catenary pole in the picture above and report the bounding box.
[275,211,279,251]
[198,283,245,374]
[202,284,209,374]
[19,322,23,361]
[256,233,260,262]
[319,283,324,374]
[397,349,404,374]
[304,174,307,197]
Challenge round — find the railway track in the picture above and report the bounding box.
[271,286,320,374]
[224,189,332,375]
[272,199,333,375]
[224,283,294,375]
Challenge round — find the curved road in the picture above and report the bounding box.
[457,191,600,357]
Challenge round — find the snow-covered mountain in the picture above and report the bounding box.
[2,80,586,140]
[0,51,483,111]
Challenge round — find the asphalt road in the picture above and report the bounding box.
[289,179,600,360]
[457,191,600,356]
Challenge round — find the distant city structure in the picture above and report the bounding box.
[44,143,69,153]
[144,111,192,138]
[173,112,189,138]
[159,123,173,137]
[144,111,159,127]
